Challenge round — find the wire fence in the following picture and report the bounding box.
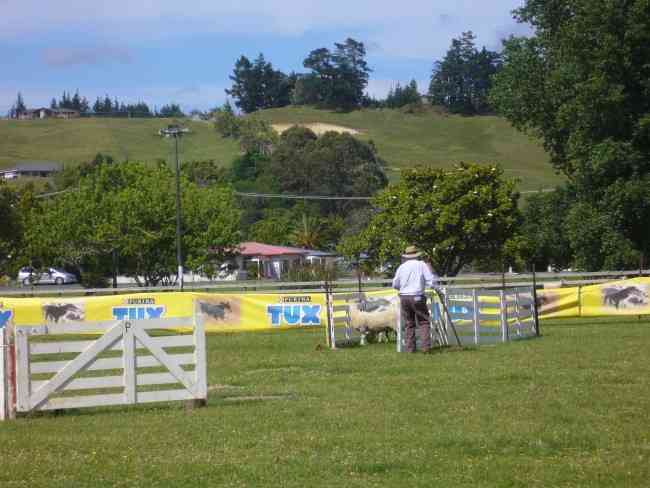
[3,269,648,298]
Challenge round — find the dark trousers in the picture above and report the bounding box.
[400,295,432,353]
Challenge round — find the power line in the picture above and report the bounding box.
[34,189,74,199]
[520,189,554,194]
[34,188,554,201]
[234,191,372,201]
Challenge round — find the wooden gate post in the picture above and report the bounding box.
[324,284,334,349]
[472,289,480,346]
[500,290,508,343]
[1,326,6,421]
[4,324,17,420]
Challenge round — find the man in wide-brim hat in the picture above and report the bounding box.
[392,245,438,353]
[401,245,423,259]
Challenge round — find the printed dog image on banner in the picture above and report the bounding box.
[197,298,240,327]
[533,288,580,319]
[602,285,650,309]
[43,302,85,323]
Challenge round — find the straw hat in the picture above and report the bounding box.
[402,245,423,259]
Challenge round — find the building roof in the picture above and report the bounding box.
[51,108,80,113]
[21,107,79,114]
[305,250,337,257]
[238,242,311,257]
[0,161,62,173]
[236,242,339,258]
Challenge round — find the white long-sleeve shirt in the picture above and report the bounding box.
[392,260,438,296]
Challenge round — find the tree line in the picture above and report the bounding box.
[226,34,502,115]
[8,91,186,118]
[8,32,503,119]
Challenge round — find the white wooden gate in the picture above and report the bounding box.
[13,313,206,413]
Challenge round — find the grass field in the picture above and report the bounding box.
[0,118,240,170]
[1,317,648,487]
[1,108,560,191]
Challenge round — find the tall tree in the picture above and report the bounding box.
[158,103,184,118]
[334,38,371,107]
[9,92,27,118]
[23,161,241,286]
[226,54,291,113]
[0,181,22,275]
[429,32,501,115]
[340,163,520,276]
[385,80,422,108]
[264,127,387,215]
[103,95,113,113]
[490,0,650,269]
[302,38,371,110]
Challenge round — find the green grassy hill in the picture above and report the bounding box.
[0,108,560,191]
[257,106,559,190]
[0,117,240,170]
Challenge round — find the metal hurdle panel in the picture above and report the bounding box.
[327,293,364,348]
[475,289,507,344]
[504,287,537,340]
[395,286,538,352]
[437,289,475,346]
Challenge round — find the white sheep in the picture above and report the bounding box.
[348,295,399,345]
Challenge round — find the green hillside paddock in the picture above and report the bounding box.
[257,106,561,191]
[1,317,647,487]
[1,108,561,191]
[0,117,240,170]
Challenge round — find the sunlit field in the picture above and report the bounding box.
[1,317,648,487]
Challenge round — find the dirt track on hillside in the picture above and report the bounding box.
[272,123,360,135]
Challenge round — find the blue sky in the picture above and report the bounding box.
[0,0,530,114]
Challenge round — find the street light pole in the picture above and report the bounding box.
[173,132,184,290]
[161,125,185,290]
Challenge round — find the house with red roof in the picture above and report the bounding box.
[235,242,337,279]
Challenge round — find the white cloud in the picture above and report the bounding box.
[43,46,133,67]
[1,1,528,58]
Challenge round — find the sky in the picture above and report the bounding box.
[0,0,531,114]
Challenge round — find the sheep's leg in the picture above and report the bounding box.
[360,332,367,346]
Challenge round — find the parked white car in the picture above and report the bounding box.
[18,267,78,286]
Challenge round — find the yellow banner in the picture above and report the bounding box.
[0,277,648,333]
[0,292,327,333]
[536,287,580,319]
[579,277,650,316]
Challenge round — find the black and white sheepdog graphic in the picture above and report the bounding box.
[535,293,561,311]
[198,300,232,321]
[43,303,85,323]
[602,286,649,309]
[355,296,393,313]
